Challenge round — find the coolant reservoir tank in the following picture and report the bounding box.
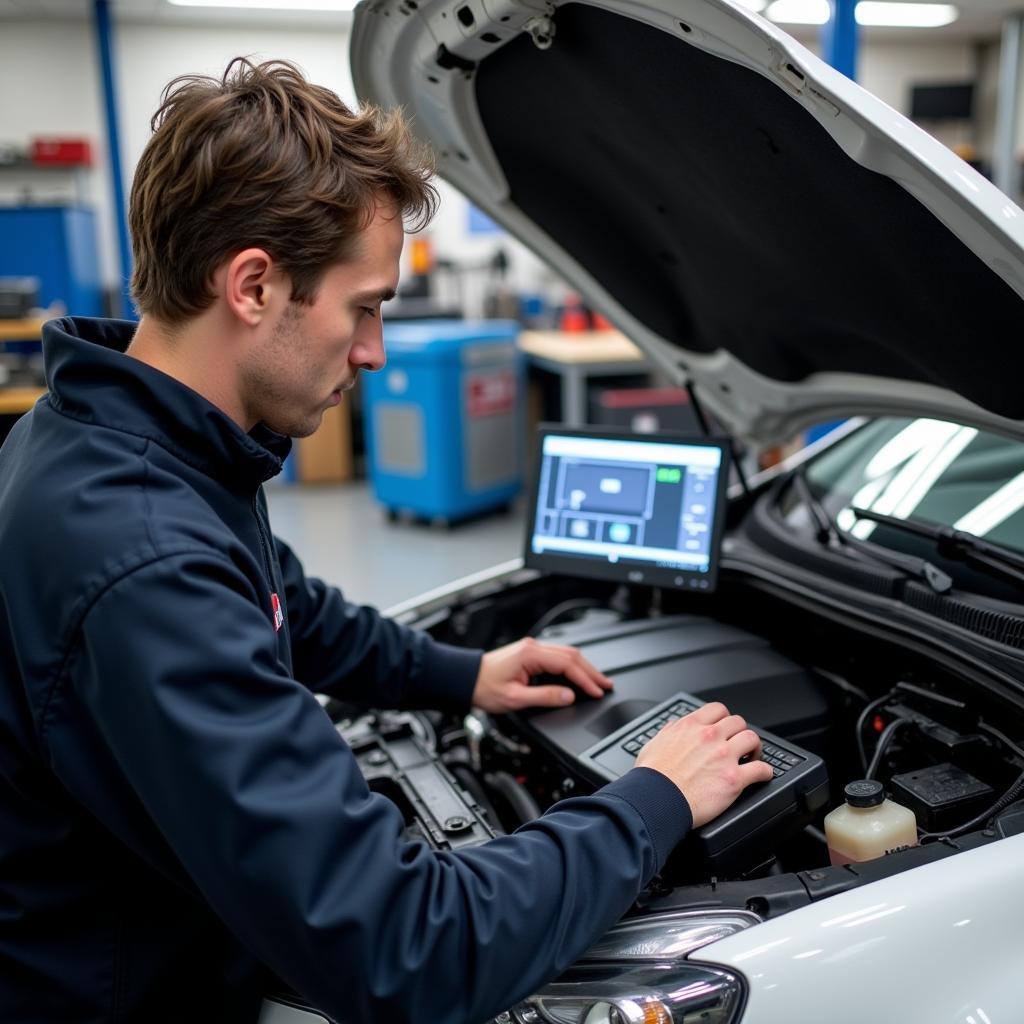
[824,780,918,866]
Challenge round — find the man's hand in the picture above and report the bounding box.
[635,702,774,827]
[472,637,613,714]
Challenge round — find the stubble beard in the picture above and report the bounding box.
[242,303,325,439]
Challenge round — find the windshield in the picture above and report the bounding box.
[780,418,1024,598]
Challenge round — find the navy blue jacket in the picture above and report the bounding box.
[0,318,692,1023]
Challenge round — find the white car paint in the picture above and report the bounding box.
[691,833,1024,1022]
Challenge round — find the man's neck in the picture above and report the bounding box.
[126,314,250,430]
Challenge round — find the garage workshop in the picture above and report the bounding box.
[2,1,1024,1022]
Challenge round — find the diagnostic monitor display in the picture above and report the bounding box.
[525,427,730,591]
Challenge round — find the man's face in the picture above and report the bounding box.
[240,203,404,438]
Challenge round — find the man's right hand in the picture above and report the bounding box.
[635,702,774,827]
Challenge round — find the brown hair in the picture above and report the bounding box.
[129,57,437,323]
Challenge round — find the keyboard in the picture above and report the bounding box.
[578,691,829,870]
[613,696,805,778]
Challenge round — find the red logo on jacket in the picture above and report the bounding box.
[270,592,284,632]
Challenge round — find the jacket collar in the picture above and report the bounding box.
[43,316,292,490]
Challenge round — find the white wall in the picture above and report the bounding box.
[860,39,981,156]
[115,22,357,168]
[0,19,356,304]
[859,39,975,112]
[0,17,1018,304]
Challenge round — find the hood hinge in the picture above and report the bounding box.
[523,12,555,49]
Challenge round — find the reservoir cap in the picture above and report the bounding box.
[845,779,885,807]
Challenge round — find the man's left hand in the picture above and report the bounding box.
[472,637,613,714]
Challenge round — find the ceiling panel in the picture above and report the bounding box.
[0,0,1009,39]
[0,0,350,26]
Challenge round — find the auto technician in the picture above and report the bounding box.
[0,58,773,1023]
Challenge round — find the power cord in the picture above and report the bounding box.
[856,692,896,772]
[528,598,603,637]
[977,721,1024,762]
[856,680,953,773]
[865,717,912,780]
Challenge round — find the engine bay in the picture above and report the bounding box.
[321,421,1024,928]
[332,566,1024,924]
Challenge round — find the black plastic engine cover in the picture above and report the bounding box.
[517,613,831,770]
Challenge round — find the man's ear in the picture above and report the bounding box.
[221,248,287,327]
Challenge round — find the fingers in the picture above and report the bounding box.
[660,713,772,783]
[741,759,775,785]
[473,638,613,714]
[718,727,773,784]
[729,731,772,784]
[559,662,607,699]
[719,714,749,741]
[506,682,576,710]
[727,727,761,760]
[637,703,777,825]
[685,701,730,725]
[523,640,612,699]
[677,707,750,740]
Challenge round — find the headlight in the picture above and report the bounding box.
[488,911,757,1024]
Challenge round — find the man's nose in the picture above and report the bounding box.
[350,318,386,372]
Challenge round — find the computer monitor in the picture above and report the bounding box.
[524,426,730,591]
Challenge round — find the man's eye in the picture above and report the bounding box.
[361,306,378,319]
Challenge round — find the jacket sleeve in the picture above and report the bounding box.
[274,535,482,712]
[58,551,692,1024]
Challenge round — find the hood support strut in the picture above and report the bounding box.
[686,378,750,497]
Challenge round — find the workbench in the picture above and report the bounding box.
[0,319,48,428]
[517,329,649,425]
[0,317,48,343]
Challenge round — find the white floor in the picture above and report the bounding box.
[266,480,526,612]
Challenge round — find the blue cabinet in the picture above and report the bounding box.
[363,320,524,522]
[0,206,104,317]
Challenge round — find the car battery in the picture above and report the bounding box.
[363,320,523,523]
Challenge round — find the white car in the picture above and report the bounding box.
[343,1,1024,1022]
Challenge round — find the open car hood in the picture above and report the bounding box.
[351,0,1024,444]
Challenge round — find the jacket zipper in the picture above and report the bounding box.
[251,492,276,597]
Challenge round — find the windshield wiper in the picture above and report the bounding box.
[791,469,953,594]
[850,506,1024,588]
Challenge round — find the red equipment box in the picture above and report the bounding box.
[31,137,93,167]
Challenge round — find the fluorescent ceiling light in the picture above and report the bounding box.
[856,2,957,27]
[166,0,358,10]
[766,0,958,26]
[765,0,829,25]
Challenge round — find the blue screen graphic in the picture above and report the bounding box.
[530,434,723,584]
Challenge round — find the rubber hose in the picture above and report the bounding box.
[484,770,542,826]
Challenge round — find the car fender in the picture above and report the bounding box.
[691,832,1024,1022]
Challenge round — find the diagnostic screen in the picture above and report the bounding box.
[525,428,729,591]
